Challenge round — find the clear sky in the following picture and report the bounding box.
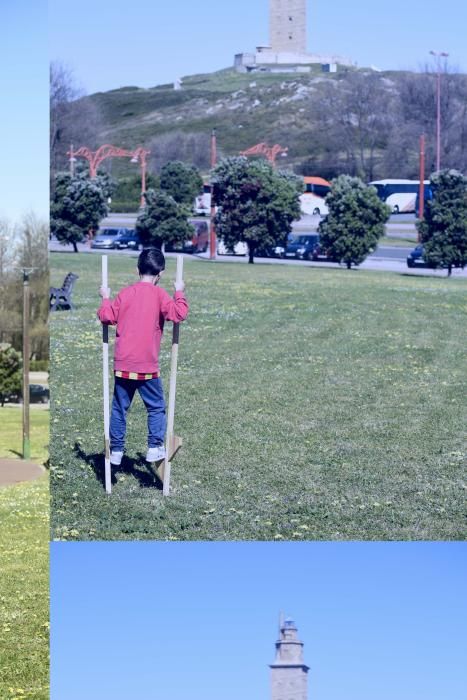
[51,542,467,700]
[49,0,467,94]
[0,1,48,223]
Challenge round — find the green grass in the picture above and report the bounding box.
[380,236,417,248]
[0,477,49,699]
[50,253,467,540]
[0,408,49,464]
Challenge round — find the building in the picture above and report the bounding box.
[270,614,310,700]
[234,0,352,73]
[270,0,307,54]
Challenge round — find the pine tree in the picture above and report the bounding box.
[135,190,194,250]
[417,169,467,276]
[212,157,302,264]
[318,176,390,269]
[50,173,108,252]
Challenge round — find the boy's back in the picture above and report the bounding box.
[98,281,188,374]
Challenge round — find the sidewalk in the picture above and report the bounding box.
[0,458,45,487]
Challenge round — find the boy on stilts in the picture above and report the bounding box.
[97,248,188,468]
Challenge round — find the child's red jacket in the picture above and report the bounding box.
[97,281,189,374]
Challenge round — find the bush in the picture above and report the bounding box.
[30,360,49,372]
[319,175,390,268]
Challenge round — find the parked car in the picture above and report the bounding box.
[311,240,339,262]
[406,244,426,268]
[30,384,50,403]
[166,221,209,254]
[115,230,142,250]
[279,233,320,260]
[91,228,130,249]
[6,384,49,404]
[217,239,248,256]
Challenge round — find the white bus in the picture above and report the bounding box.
[194,182,212,215]
[370,179,430,214]
[300,176,331,217]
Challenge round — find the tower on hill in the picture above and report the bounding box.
[270,0,307,54]
[270,614,310,700]
[234,0,352,73]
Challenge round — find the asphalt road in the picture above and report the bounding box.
[48,238,467,277]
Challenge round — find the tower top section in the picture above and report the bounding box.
[269,0,307,54]
[270,614,309,670]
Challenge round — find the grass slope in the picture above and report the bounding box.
[0,477,49,699]
[0,408,49,464]
[50,253,467,540]
[87,66,370,170]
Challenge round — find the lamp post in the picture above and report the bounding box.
[67,144,150,207]
[130,147,150,208]
[429,50,449,171]
[209,129,217,259]
[69,143,77,176]
[21,268,34,459]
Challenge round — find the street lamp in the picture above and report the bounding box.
[429,50,449,171]
[20,267,34,459]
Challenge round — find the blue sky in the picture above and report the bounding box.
[1,0,465,221]
[49,0,467,93]
[0,1,48,222]
[51,542,467,700]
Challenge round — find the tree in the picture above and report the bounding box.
[0,217,17,284]
[318,175,390,269]
[135,190,194,249]
[212,157,302,264]
[50,173,108,252]
[0,343,21,407]
[417,169,467,276]
[148,131,214,172]
[17,213,50,360]
[112,174,159,212]
[160,161,203,209]
[312,71,393,181]
[50,61,103,184]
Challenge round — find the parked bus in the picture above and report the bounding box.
[370,179,430,214]
[194,182,212,215]
[300,176,331,216]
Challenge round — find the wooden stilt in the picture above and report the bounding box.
[102,256,112,494]
[162,255,184,496]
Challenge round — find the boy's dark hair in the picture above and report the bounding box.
[137,248,166,276]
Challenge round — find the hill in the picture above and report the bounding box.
[56,65,467,182]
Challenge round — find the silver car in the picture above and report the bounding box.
[91,228,127,249]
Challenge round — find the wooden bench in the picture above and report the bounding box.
[49,272,79,311]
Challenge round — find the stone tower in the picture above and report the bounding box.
[270,615,309,700]
[269,0,307,53]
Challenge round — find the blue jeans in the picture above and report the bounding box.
[110,376,166,452]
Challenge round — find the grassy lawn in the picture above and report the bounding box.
[0,408,49,464]
[50,252,467,540]
[380,236,417,248]
[0,477,49,699]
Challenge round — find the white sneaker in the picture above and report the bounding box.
[146,445,166,462]
[110,451,123,466]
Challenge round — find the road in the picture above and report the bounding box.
[101,211,419,238]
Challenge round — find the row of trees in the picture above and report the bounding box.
[50,160,204,251]
[51,156,467,272]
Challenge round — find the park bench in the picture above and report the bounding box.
[49,272,79,311]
